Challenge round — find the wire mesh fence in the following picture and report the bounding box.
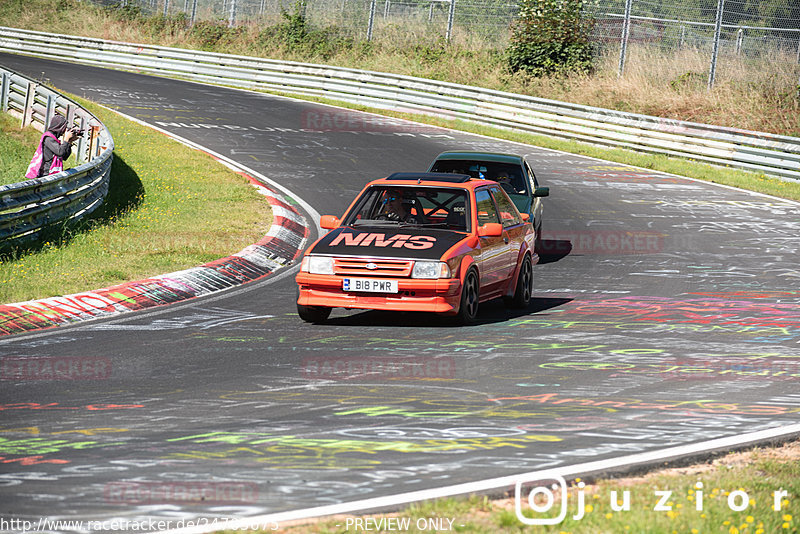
[94,0,799,85]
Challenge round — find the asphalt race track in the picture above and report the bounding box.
[1,52,800,532]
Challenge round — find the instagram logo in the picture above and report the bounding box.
[515,475,585,525]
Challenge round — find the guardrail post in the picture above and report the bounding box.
[429,2,434,22]
[22,82,36,129]
[44,94,55,130]
[190,0,197,24]
[708,0,724,90]
[76,115,88,164]
[367,0,376,41]
[383,0,390,19]
[163,0,170,17]
[89,125,101,160]
[1,72,9,113]
[445,0,455,42]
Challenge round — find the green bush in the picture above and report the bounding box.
[105,2,144,22]
[257,1,353,60]
[190,20,230,49]
[507,0,595,76]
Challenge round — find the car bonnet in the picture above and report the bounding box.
[309,226,469,260]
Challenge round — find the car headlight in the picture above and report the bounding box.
[301,255,334,275]
[411,261,451,279]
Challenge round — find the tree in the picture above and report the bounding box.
[507,0,596,76]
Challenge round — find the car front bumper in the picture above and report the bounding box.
[296,273,463,314]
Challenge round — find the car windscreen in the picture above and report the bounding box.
[430,160,530,196]
[343,186,471,232]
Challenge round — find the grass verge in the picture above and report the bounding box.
[0,95,273,304]
[244,440,800,533]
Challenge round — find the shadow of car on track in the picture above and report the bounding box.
[537,239,572,265]
[318,297,572,328]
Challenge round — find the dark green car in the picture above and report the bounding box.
[428,151,549,248]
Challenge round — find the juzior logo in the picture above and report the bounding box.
[330,233,436,250]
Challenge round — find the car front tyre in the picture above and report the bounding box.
[297,303,332,324]
[456,268,480,325]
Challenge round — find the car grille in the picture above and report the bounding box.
[334,258,413,277]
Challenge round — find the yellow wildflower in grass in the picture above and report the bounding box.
[783,515,793,522]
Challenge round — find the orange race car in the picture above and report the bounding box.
[296,172,538,324]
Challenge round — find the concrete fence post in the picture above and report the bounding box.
[618,0,633,77]
[445,0,455,42]
[735,27,743,55]
[708,0,725,90]
[367,0,376,40]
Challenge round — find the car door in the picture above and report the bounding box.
[474,188,507,294]
[489,185,525,282]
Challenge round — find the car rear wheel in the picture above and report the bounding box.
[456,268,480,325]
[297,303,332,323]
[506,254,533,309]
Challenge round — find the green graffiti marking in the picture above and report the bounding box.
[334,406,470,418]
[540,361,800,377]
[487,393,800,416]
[0,437,123,456]
[166,432,560,453]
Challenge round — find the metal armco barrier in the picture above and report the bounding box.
[1,26,798,181]
[0,64,114,245]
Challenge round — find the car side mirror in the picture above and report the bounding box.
[478,223,503,238]
[533,187,550,198]
[521,213,530,222]
[320,215,340,229]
